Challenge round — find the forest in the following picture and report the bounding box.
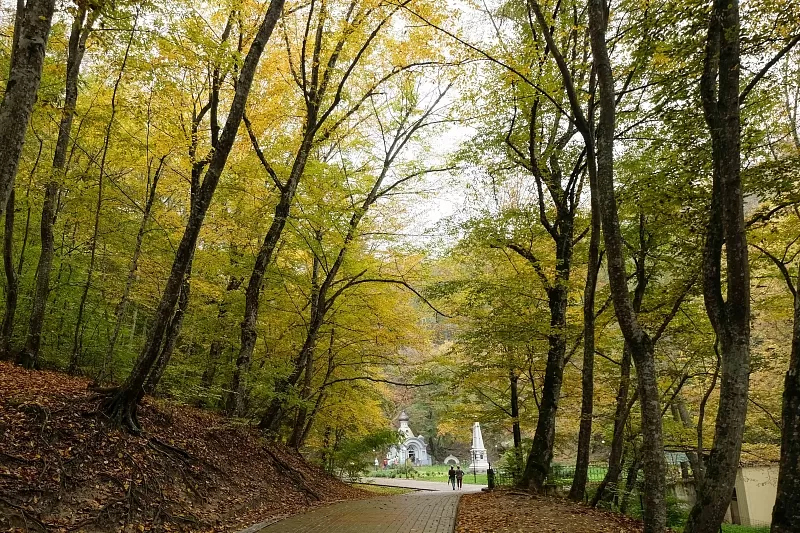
[0,0,799,532]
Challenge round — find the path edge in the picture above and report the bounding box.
[452,493,464,533]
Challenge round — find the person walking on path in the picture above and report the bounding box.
[456,466,464,489]
[448,466,456,490]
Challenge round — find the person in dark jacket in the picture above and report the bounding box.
[456,466,464,489]
[448,466,456,489]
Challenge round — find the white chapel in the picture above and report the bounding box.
[386,411,432,466]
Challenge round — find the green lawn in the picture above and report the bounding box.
[369,465,490,485]
[721,525,770,533]
[369,463,609,486]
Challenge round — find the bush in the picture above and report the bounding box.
[665,494,689,528]
[332,429,403,482]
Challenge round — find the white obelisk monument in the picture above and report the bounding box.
[469,422,490,473]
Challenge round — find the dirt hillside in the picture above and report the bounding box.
[0,362,366,532]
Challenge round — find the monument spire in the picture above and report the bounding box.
[469,422,490,472]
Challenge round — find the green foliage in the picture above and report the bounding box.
[332,429,403,482]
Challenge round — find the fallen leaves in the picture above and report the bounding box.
[456,490,644,533]
[0,362,368,532]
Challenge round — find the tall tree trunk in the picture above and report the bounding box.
[3,137,43,361]
[587,0,666,528]
[288,249,322,448]
[233,1,421,417]
[2,191,18,360]
[232,132,313,417]
[772,266,800,532]
[570,193,601,501]
[259,306,324,431]
[0,0,57,218]
[594,231,649,506]
[520,277,569,490]
[288,345,314,449]
[297,329,336,447]
[1,0,26,361]
[101,0,286,432]
[592,346,635,506]
[20,5,96,369]
[684,1,749,531]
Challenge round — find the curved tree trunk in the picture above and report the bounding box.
[143,273,190,397]
[232,1,419,418]
[104,156,164,379]
[101,0,286,432]
[232,133,313,416]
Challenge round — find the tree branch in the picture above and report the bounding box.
[323,376,433,387]
[243,112,284,191]
[740,34,800,104]
[752,243,797,297]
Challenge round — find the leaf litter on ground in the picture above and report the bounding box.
[456,490,645,533]
[0,362,367,532]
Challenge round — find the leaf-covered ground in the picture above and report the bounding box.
[0,362,367,532]
[456,491,645,533]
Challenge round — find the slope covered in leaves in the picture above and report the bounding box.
[0,362,366,532]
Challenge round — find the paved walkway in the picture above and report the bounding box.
[360,477,485,493]
[252,493,459,532]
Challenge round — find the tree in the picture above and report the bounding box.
[257,75,451,435]
[230,0,444,417]
[584,0,667,528]
[100,0,287,431]
[18,2,99,369]
[682,0,749,530]
[751,232,800,533]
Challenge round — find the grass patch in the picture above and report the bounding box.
[721,525,770,533]
[370,465,490,485]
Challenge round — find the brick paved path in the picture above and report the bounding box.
[253,493,459,533]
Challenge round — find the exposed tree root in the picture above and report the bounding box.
[98,390,142,434]
[0,497,53,532]
[263,447,321,502]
